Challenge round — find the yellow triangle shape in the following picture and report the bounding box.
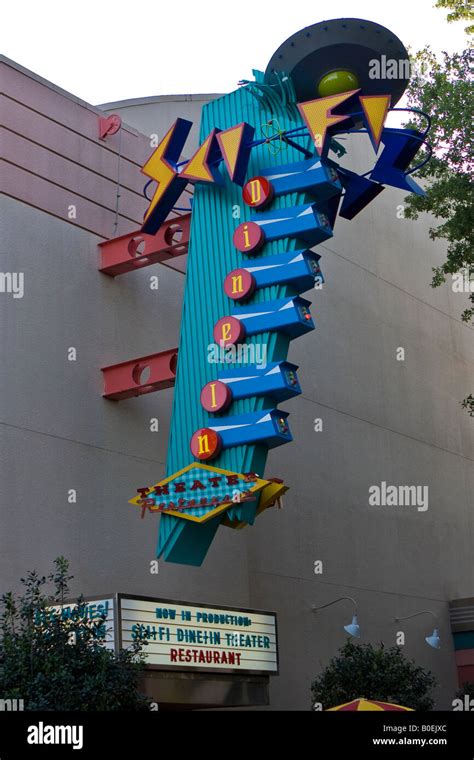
[217,125,245,180]
[181,133,214,182]
[360,95,391,149]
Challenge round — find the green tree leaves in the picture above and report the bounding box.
[404,2,473,413]
[0,558,151,711]
[311,640,436,711]
[435,0,474,35]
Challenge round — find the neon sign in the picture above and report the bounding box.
[130,18,431,566]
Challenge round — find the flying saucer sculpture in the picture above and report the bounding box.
[265,17,410,105]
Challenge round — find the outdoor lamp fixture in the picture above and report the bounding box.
[395,611,441,650]
[312,597,360,638]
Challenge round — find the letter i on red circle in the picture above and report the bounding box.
[233,221,265,253]
[200,380,232,412]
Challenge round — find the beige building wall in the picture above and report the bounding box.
[1,56,473,709]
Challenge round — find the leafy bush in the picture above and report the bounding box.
[311,640,436,711]
[456,681,474,699]
[0,557,151,710]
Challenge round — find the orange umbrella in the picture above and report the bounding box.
[327,698,413,711]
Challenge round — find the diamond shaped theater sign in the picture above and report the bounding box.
[130,463,287,526]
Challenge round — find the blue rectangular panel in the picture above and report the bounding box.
[261,157,342,201]
[209,409,292,449]
[218,361,301,402]
[233,296,315,339]
[252,203,333,245]
[245,249,323,293]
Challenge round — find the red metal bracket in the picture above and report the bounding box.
[99,214,191,276]
[102,348,178,400]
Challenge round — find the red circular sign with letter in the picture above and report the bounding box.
[190,428,222,460]
[233,222,265,254]
[200,380,232,413]
[223,268,256,301]
[242,176,274,209]
[213,316,245,346]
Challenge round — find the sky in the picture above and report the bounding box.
[1,0,468,106]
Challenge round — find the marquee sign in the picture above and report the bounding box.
[131,18,431,566]
[45,596,278,676]
[121,595,278,675]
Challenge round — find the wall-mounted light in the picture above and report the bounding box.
[312,596,360,638]
[395,610,441,649]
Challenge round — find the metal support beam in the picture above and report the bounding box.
[102,348,178,400]
[99,214,191,276]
